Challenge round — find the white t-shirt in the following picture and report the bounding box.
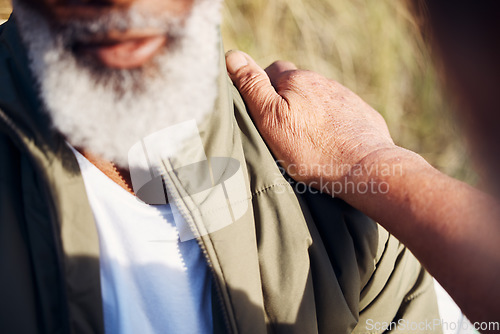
[73,149,213,334]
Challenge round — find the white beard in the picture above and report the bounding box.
[13,0,222,167]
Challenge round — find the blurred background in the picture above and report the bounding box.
[0,0,476,184]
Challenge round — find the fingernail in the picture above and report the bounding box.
[225,50,248,75]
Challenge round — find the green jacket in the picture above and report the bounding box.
[0,16,441,334]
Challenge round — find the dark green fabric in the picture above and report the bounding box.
[0,16,104,334]
[0,15,441,334]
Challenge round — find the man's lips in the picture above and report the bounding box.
[75,33,168,69]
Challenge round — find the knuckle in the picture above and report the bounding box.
[269,60,285,68]
[238,70,267,95]
[277,69,321,89]
[268,60,297,71]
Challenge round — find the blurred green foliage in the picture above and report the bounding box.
[0,0,476,183]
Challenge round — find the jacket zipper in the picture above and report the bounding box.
[161,159,234,334]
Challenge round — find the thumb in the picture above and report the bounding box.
[225,50,281,124]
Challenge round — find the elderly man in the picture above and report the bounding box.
[0,0,440,333]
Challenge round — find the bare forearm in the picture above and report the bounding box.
[225,52,500,328]
[341,147,500,326]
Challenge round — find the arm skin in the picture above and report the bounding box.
[346,147,500,329]
[225,50,500,330]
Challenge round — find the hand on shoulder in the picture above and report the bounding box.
[226,50,401,195]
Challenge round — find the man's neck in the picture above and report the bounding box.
[76,148,135,196]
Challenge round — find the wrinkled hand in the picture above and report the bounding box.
[225,50,397,189]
